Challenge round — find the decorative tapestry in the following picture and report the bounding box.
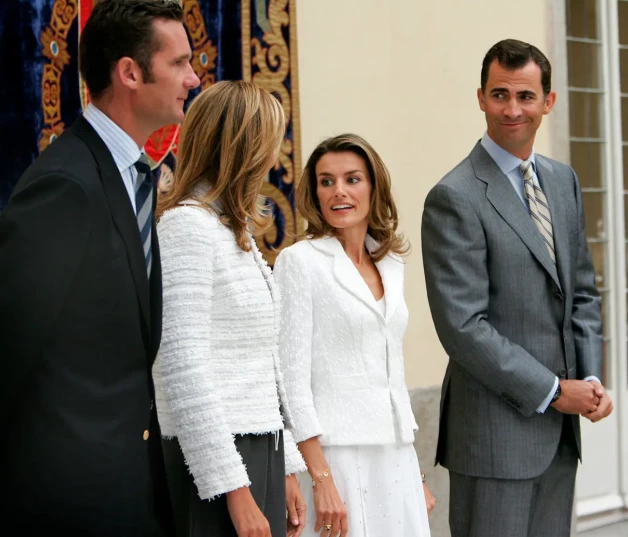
[0,0,300,263]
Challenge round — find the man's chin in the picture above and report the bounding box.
[159,111,185,128]
[172,109,186,124]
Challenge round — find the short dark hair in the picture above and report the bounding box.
[79,0,183,99]
[480,39,552,96]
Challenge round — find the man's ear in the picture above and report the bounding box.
[543,90,557,115]
[115,57,142,90]
[477,88,486,112]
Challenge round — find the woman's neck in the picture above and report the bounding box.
[337,226,369,264]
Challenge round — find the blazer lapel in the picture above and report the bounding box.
[367,236,403,322]
[470,143,562,291]
[536,156,570,292]
[310,237,381,316]
[71,116,152,336]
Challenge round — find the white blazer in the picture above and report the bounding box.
[154,197,305,502]
[273,235,418,447]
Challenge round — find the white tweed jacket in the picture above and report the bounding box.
[153,197,305,501]
[273,236,419,447]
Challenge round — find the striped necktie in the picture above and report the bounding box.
[134,154,153,277]
[520,159,556,263]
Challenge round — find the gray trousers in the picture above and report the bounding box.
[449,419,579,537]
[162,431,286,537]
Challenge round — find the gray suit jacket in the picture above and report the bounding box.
[421,141,602,480]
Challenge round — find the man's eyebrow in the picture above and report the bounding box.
[173,52,192,62]
[490,87,509,94]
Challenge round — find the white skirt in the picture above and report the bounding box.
[298,443,431,537]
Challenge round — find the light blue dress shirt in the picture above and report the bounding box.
[480,132,600,413]
[82,103,143,215]
[480,131,536,207]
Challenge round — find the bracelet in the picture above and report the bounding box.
[311,469,330,487]
[421,473,427,483]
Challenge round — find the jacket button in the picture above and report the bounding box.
[143,429,150,441]
[559,369,567,378]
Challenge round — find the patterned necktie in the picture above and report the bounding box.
[520,159,556,263]
[134,154,153,277]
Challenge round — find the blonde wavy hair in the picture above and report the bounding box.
[296,133,409,262]
[157,80,286,251]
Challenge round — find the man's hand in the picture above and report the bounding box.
[582,380,613,423]
[551,380,599,415]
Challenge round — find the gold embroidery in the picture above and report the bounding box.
[39,0,78,151]
[243,0,303,263]
[183,0,218,90]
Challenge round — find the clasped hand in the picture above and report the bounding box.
[550,379,613,423]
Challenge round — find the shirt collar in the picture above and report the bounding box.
[82,103,143,174]
[480,131,536,175]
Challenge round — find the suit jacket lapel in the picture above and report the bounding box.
[470,143,562,291]
[71,116,152,337]
[536,156,570,293]
[311,237,381,316]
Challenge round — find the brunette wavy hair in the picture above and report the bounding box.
[296,133,409,261]
[156,80,286,251]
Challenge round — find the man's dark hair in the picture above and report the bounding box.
[480,39,552,96]
[79,0,183,99]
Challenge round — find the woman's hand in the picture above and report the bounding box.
[423,482,436,516]
[296,437,347,537]
[226,486,272,537]
[312,473,348,537]
[286,474,306,537]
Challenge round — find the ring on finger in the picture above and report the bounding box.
[323,523,332,531]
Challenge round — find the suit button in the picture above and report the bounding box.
[559,369,567,378]
[143,429,150,441]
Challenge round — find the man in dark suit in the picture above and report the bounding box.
[0,1,200,534]
[421,39,613,537]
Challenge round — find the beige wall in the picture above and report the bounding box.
[296,0,557,388]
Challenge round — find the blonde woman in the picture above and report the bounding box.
[274,134,435,537]
[154,81,306,537]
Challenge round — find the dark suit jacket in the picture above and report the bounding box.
[421,142,602,480]
[0,117,173,535]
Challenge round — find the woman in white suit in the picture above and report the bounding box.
[154,81,306,537]
[274,134,435,537]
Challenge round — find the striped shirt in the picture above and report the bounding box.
[82,103,143,214]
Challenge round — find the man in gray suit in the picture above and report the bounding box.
[421,39,614,537]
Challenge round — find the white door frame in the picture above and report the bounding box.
[550,0,628,531]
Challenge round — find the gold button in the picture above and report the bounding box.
[143,429,150,441]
